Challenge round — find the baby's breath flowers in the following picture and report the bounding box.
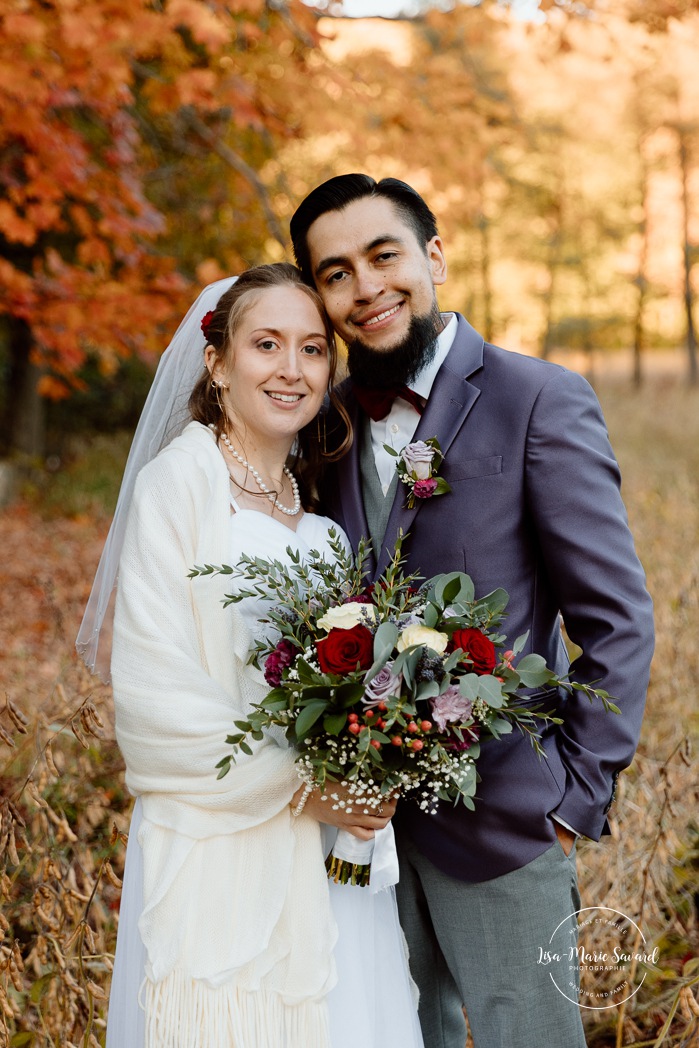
[190,532,619,886]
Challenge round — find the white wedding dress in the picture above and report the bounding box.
[106,507,424,1048]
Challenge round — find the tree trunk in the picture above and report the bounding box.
[540,261,557,361]
[632,151,650,389]
[678,129,698,386]
[478,212,494,344]
[540,200,563,361]
[0,318,46,458]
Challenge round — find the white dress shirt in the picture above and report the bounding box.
[370,313,458,493]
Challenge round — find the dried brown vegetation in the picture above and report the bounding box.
[0,380,697,1047]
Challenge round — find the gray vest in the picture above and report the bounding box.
[359,416,399,563]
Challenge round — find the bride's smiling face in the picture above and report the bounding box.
[207,285,331,449]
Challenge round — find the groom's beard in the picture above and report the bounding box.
[346,307,443,389]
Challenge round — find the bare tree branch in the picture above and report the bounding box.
[129,60,288,250]
[183,110,287,251]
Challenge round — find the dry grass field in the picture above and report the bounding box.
[0,378,697,1047]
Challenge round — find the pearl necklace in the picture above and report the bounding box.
[217,428,301,516]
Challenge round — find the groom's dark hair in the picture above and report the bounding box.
[290,174,439,285]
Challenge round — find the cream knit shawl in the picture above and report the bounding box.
[111,422,336,1047]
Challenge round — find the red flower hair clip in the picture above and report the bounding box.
[201,310,215,341]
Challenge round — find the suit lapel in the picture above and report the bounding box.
[374,315,485,577]
[337,397,377,575]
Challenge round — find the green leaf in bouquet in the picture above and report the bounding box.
[423,603,439,628]
[466,740,480,762]
[259,686,287,705]
[442,650,464,674]
[395,646,422,687]
[433,477,452,496]
[479,588,510,617]
[432,572,467,608]
[215,755,233,779]
[365,621,400,680]
[297,684,333,702]
[486,716,513,738]
[477,675,506,709]
[296,658,321,684]
[499,673,521,694]
[415,679,441,700]
[383,443,400,457]
[510,631,530,657]
[334,680,367,707]
[294,700,327,741]
[370,729,391,744]
[515,654,554,688]
[458,674,480,701]
[249,709,274,729]
[239,741,253,755]
[261,696,293,712]
[323,711,347,735]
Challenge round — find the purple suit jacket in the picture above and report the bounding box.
[321,314,654,882]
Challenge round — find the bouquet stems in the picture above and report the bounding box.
[325,854,372,887]
[326,828,374,887]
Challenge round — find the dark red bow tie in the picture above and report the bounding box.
[353,383,426,422]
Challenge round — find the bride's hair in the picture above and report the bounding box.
[189,262,351,510]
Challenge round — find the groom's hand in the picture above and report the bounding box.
[554,821,577,856]
[293,781,397,840]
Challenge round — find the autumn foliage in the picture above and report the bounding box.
[1,0,180,397]
[0,0,322,445]
[3,0,699,456]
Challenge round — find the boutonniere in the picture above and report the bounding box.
[385,437,452,509]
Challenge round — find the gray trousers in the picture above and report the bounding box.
[396,836,588,1048]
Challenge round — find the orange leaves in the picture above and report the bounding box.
[2,11,47,45]
[77,238,111,269]
[0,0,328,409]
[0,202,37,246]
[167,0,231,52]
[173,68,220,108]
[36,376,72,401]
[59,9,106,51]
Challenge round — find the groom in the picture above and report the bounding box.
[290,174,654,1048]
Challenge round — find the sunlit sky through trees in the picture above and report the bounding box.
[306,0,545,20]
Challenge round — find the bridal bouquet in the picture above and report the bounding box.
[190,533,618,886]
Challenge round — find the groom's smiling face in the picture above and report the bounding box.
[305,196,447,360]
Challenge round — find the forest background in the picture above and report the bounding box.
[0,0,698,1045]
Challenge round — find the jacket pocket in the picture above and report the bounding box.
[446,454,503,483]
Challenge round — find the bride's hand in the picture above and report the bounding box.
[291,781,397,840]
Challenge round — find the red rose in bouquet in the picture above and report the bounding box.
[316,624,374,674]
[451,627,497,675]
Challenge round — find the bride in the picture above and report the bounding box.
[77,263,424,1048]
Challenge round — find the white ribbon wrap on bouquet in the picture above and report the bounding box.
[328,822,400,893]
